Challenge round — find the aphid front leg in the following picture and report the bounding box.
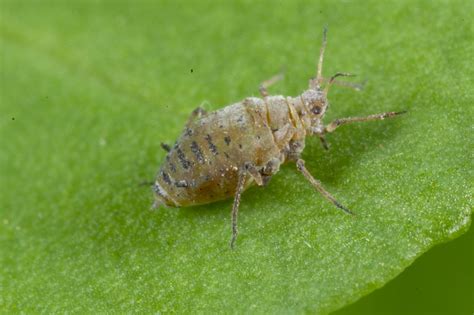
[259,73,284,97]
[310,125,330,150]
[318,135,330,150]
[230,168,248,249]
[296,159,354,215]
[311,111,406,149]
[324,111,407,133]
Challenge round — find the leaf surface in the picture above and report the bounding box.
[1,1,472,313]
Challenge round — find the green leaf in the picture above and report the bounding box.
[1,1,472,313]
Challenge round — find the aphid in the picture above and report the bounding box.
[153,28,405,248]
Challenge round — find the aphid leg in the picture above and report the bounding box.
[274,123,295,146]
[259,73,284,97]
[139,180,154,187]
[186,106,207,127]
[160,142,171,152]
[230,169,247,249]
[151,199,161,209]
[324,111,407,133]
[244,162,264,186]
[318,135,330,150]
[296,159,354,215]
[311,125,330,150]
[151,197,169,210]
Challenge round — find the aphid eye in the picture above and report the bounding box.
[311,106,321,115]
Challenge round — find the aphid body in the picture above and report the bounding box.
[153,28,405,247]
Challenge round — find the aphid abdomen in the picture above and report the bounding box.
[155,99,281,207]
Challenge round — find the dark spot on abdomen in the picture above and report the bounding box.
[224,136,231,145]
[161,171,172,185]
[169,163,177,173]
[185,128,193,136]
[191,141,205,164]
[205,134,218,155]
[177,148,192,169]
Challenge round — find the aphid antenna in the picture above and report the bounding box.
[324,72,356,95]
[316,26,328,83]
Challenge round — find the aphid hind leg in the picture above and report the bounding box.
[259,73,284,97]
[151,199,163,210]
[160,142,171,152]
[324,111,407,133]
[186,106,207,127]
[139,180,154,187]
[296,159,354,215]
[230,169,248,249]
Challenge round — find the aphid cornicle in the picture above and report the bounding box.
[153,28,405,248]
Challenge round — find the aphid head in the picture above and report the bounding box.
[301,89,328,121]
[303,27,356,126]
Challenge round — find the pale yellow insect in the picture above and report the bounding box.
[153,28,405,248]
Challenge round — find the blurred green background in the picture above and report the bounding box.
[1,0,472,313]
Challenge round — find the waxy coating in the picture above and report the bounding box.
[155,94,319,207]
